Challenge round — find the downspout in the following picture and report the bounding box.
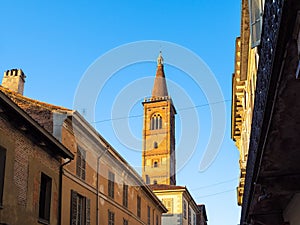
[59,158,72,225]
[96,146,109,225]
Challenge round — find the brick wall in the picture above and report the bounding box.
[0,113,61,224]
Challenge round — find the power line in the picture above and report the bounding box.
[91,99,231,124]
[92,114,143,123]
[191,177,238,191]
[178,99,231,111]
[196,189,236,199]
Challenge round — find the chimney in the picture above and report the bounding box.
[2,69,26,95]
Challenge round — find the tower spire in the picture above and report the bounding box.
[152,52,168,97]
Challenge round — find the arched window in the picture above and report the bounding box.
[145,175,150,184]
[153,141,158,149]
[150,114,162,130]
[153,180,157,185]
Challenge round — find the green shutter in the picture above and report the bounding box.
[86,198,91,225]
[70,190,77,225]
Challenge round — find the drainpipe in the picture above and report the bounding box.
[59,158,72,225]
[96,146,109,225]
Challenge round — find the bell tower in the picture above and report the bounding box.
[142,52,176,185]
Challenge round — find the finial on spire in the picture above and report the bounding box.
[157,51,164,65]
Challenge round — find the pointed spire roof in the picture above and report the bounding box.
[152,52,168,97]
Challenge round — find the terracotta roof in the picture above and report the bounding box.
[0,85,72,133]
[0,85,72,112]
[148,184,186,191]
[151,56,169,97]
[0,89,73,159]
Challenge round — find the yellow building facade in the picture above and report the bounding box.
[150,185,200,225]
[234,0,300,223]
[231,0,263,206]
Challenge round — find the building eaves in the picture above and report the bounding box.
[0,89,74,159]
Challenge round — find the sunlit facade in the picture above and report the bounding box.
[231,0,264,206]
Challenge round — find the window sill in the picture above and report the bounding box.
[38,218,50,225]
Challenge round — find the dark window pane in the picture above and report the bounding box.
[39,173,52,222]
[108,171,115,198]
[147,206,151,225]
[108,210,115,225]
[123,184,128,207]
[137,196,141,218]
[0,146,6,206]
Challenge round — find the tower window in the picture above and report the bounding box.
[150,114,162,130]
[153,141,158,149]
[146,175,150,184]
[153,160,158,168]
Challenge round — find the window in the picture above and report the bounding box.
[153,180,157,185]
[183,200,187,219]
[193,213,196,225]
[249,0,265,47]
[76,146,86,180]
[188,207,191,225]
[153,161,158,168]
[123,218,128,225]
[146,175,150,184]
[108,210,114,225]
[162,198,173,214]
[39,173,52,223]
[70,190,91,225]
[153,141,158,149]
[150,114,162,130]
[108,171,115,198]
[137,196,141,218]
[147,206,151,225]
[123,183,128,207]
[156,215,159,225]
[0,146,6,206]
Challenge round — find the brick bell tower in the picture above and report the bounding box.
[142,52,176,185]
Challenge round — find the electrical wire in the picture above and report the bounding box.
[196,189,236,199]
[191,177,238,191]
[91,99,232,124]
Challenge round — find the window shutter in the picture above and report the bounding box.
[70,190,77,225]
[249,0,264,47]
[86,198,91,225]
[82,158,86,180]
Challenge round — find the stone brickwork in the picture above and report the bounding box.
[0,109,61,224]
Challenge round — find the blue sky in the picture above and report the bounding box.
[1,1,241,224]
